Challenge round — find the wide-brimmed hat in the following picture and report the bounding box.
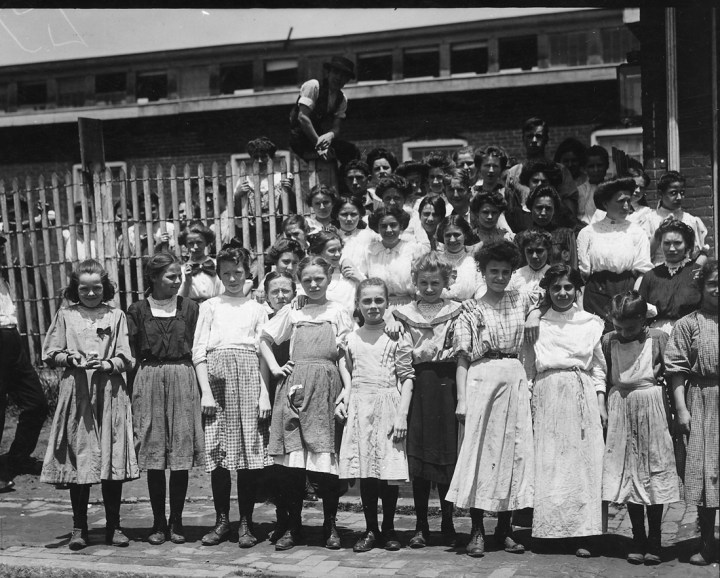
[323,56,356,79]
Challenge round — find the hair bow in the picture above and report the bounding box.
[96,327,112,338]
[221,238,244,251]
[190,259,217,277]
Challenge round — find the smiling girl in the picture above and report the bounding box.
[308,230,363,315]
[41,259,137,550]
[178,221,223,303]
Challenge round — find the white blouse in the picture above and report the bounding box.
[531,305,607,392]
[440,249,485,301]
[576,217,653,277]
[359,239,427,300]
[326,269,358,316]
[192,295,268,365]
[509,264,550,297]
[339,227,377,271]
[648,206,708,265]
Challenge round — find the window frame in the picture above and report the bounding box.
[402,139,468,162]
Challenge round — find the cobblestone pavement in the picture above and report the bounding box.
[0,482,717,578]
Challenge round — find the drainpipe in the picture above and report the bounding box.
[665,8,680,171]
[712,8,719,256]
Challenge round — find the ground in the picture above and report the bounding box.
[0,415,718,577]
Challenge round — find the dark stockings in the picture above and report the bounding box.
[69,484,91,530]
[627,502,664,542]
[412,477,431,532]
[210,467,231,515]
[101,480,124,529]
[236,469,260,519]
[276,467,306,533]
[147,469,189,527]
[698,506,717,548]
[470,508,485,533]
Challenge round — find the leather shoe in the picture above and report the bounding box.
[466,529,485,558]
[238,518,257,548]
[169,521,186,544]
[324,518,341,550]
[201,513,231,546]
[106,527,130,547]
[275,529,299,551]
[353,530,377,553]
[0,478,15,493]
[441,522,461,548]
[383,529,401,551]
[148,524,167,546]
[69,528,89,550]
[409,530,428,549]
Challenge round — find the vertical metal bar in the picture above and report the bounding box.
[666,7,680,171]
[712,7,719,257]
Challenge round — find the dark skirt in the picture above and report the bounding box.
[583,270,635,332]
[407,362,458,484]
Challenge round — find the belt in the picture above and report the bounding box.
[484,351,518,360]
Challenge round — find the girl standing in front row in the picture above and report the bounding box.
[128,253,204,546]
[601,291,679,566]
[260,256,353,551]
[193,246,273,548]
[393,252,463,548]
[41,259,137,550]
[339,278,414,552]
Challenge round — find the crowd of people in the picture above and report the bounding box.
[0,54,716,569]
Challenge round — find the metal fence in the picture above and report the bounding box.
[0,157,325,363]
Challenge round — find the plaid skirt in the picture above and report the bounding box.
[683,379,719,507]
[204,348,271,472]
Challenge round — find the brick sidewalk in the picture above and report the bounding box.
[0,494,717,577]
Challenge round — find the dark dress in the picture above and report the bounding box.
[127,297,204,471]
[638,262,702,327]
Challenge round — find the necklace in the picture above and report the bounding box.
[149,295,175,306]
[665,257,690,277]
[417,300,445,321]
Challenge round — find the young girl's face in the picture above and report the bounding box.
[267,277,295,312]
[419,204,439,233]
[585,155,608,185]
[475,203,500,231]
[442,225,466,254]
[548,274,576,312]
[153,263,182,299]
[300,264,329,301]
[311,193,334,221]
[320,239,343,269]
[612,316,645,340]
[415,270,446,304]
[524,242,549,271]
[218,260,247,296]
[661,231,688,264]
[479,155,501,188]
[531,196,555,227]
[184,232,207,260]
[285,225,307,248]
[381,188,403,211]
[372,158,393,182]
[660,181,685,211]
[428,167,446,195]
[702,271,718,313]
[630,177,646,206]
[446,179,470,211]
[78,272,104,308]
[378,215,402,246]
[483,260,513,294]
[276,251,300,278]
[357,285,387,325]
[337,203,360,233]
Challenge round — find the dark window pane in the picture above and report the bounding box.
[499,35,537,71]
[17,81,47,108]
[357,53,393,81]
[220,62,254,94]
[549,32,588,67]
[136,71,168,101]
[601,27,639,64]
[96,72,126,94]
[264,60,297,88]
[57,76,86,108]
[451,44,488,74]
[403,48,439,78]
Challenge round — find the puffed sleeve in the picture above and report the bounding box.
[395,332,415,383]
[452,308,477,360]
[590,339,607,393]
[664,314,697,378]
[109,310,135,374]
[192,299,214,365]
[576,227,591,278]
[334,307,354,349]
[298,79,320,109]
[42,309,70,367]
[262,303,294,346]
[632,229,653,274]
[254,303,269,351]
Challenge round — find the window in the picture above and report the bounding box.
[357,52,393,82]
[136,71,168,102]
[264,59,297,88]
[618,63,642,119]
[57,76,86,108]
[72,162,128,204]
[17,81,47,109]
[451,42,489,75]
[601,27,639,64]
[402,139,468,162]
[591,128,642,177]
[403,47,439,79]
[95,72,127,104]
[548,31,588,67]
[220,62,254,94]
[0,84,8,112]
[499,35,537,71]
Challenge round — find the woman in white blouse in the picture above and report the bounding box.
[437,215,485,301]
[527,264,607,558]
[577,178,653,332]
[359,206,427,311]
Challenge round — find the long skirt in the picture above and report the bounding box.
[132,360,204,471]
[339,384,408,482]
[602,384,680,505]
[532,369,604,538]
[406,362,457,484]
[446,358,534,511]
[682,379,718,508]
[204,349,271,472]
[41,368,138,484]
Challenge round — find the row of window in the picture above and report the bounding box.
[3,27,637,111]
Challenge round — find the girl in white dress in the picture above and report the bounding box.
[437,215,485,301]
[338,278,414,552]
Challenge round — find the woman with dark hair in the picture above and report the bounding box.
[308,229,361,315]
[424,152,455,197]
[281,215,310,250]
[554,138,587,187]
[624,167,654,241]
[665,259,718,566]
[506,161,564,232]
[179,221,224,303]
[474,145,508,193]
[360,206,427,311]
[332,195,376,270]
[510,229,552,296]
[639,218,702,334]
[469,189,514,246]
[447,240,539,558]
[366,148,399,204]
[305,184,340,233]
[577,145,610,224]
[128,253,203,546]
[528,264,606,557]
[577,178,653,332]
[396,160,430,201]
[437,215,485,301]
[417,196,447,251]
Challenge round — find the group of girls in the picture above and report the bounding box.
[36,145,716,569]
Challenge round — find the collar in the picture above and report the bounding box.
[665,257,691,277]
[616,327,649,344]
